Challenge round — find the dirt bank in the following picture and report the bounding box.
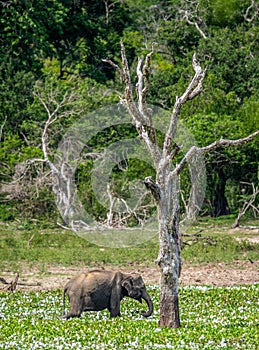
[1,260,258,291]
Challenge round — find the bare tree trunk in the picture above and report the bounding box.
[158,217,181,327]
[160,282,180,328]
[156,174,182,327]
[104,43,206,328]
[32,80,85,228]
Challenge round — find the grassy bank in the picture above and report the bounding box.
[0,217,258,273]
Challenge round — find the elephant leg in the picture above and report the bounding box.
[109,292,121,317]
[62,309,82,319]
[108,272,123,317]
[108,307,121,317]
[62,294,84,319]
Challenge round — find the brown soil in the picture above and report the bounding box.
[1,260,258,291]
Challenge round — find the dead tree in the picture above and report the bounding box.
[8,78,88,227]
[104,42,259,328]
[232,183,259,228]
[178,0,209,39]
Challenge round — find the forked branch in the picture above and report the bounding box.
[33,79,82,175]
[173,130,259,177]
[137,42,156,106]
[104,42,161,165]
[163,53,206,157]
[179,0,209,39]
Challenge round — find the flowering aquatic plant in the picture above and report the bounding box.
[0,285,258,349]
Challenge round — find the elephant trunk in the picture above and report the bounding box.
[141,290,153,317]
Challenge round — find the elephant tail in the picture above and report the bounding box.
[62,288,67,316]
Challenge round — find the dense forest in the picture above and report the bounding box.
[0,0,258,225]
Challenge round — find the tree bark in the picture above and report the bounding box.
[159,284,180,328]
[158,222,181,328]
[156,175,181,327]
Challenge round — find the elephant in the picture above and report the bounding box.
[62,269,153,319]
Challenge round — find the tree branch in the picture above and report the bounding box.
[199,130,259,153]
[163,53,206,157]
[141,42,156,104]
[142,176,161,203]
[104,42,161,165]
[103,0,125,25]
[173,130,259,176]
[243,0,259,23]
[136,42,157,146]
[232,183,259,228]
[179,0,209,39]
[33,80,82,175]
[102,58,125,82]
[0,1,14,7]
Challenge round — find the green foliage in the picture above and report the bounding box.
[197,26,259,101]
[207,0,252,27]
[183,112,258,215]
[0,0,65,75]
[0,0,259,221]
[238,92,259,132]
[0,0,132,81]
[0,285,258,349]
[183,234,258,264]
[0,70,35,136]
[0,135,23,165]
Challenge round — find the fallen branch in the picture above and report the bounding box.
[27,234,35,248]
[7,273,19,291]
[233,225,259,230]
[0,273,41,291]
[181,230,215,248]
[0,273,19,291]
[0,277,9,285]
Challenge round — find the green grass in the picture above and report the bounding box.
[0,216,258,273]
[0,285,258,349]
[181,216,259,264]
[0,221,158,271]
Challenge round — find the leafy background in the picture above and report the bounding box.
[0,0,258,223]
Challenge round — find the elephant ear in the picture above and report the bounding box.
[121,276,133,294]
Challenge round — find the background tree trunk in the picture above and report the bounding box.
[212,171,230,217]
